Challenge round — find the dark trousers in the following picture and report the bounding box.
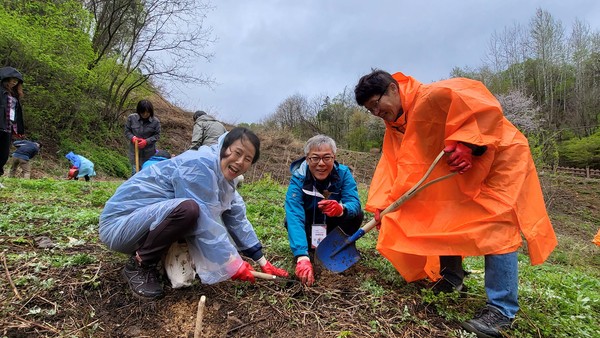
[136,200,200,264]
[440,255,465,286]
[74,175,90,182]
[0,131,11,176]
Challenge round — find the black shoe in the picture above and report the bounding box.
[122,256,164,300]
[461,306,513,338]
[431,278,467,295]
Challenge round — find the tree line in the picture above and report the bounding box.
[259,8,600,169]
[1,3,598,175]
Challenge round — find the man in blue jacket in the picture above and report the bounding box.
[8,140,40,179]
[285,135,364,286]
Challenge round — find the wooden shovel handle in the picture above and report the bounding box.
[134,140,140,172]
[362,150,457,234]
[250,271,277,280]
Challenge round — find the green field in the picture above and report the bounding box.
[0,175,598,337]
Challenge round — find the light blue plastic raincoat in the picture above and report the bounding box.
[99,134,260,284]
[65,152,96,178]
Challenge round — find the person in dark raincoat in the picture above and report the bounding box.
[0,67,25,183]
[125,99,161,175]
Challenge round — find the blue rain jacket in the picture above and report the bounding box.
[141,155,169,170]
[285,158,362,257]
[99,134,261,284]
[65,152,96,178]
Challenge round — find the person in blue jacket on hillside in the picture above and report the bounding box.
[8,140,40,179]
[99,127,289,300]
[66,151,96,181]
[284,135,364,286]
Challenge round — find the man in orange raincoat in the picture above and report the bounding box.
[354,69,557,338]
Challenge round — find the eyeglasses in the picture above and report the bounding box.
[307,155,334,164]
[365,91,386,114]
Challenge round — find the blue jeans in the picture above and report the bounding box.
[440,251,519,318]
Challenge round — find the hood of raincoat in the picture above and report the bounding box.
[65,152,81,169]
[0,67,23,83]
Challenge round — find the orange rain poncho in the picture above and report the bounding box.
[593,229,600,247]
[367,72,557,282]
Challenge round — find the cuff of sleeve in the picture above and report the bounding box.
[241,244,264,261]
[460,142,487,156]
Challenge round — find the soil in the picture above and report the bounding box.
[1,243,454,338]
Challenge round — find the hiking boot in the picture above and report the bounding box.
[121,256,164,300]
[461,305,514,338]
[431,278,467,295]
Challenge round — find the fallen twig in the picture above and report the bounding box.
[1,252,22,300]
[65,319,100,336]
[226,315,268,334]
[194,295,206,338]
[9,313,60,334]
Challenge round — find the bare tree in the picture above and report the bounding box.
[567,19,599,136]
[528,8,566,130]
[484,23,530,91]
[84,0,215,126]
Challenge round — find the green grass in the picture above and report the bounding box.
[1,175,599,337]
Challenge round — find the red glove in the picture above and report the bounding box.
[374,209,383,230]
[295,258,315,286]
[231,261,255,283]
[260,261,289,277]
[317,199,344,217]
[131,136,148,149]
[443,142,473,174]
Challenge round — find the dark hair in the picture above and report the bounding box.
[193,110,206,121]
[220,127,260,164]
[1,71,24,99]
[136,99,154,117]
[155,150,171,158]
[354,69,398,106]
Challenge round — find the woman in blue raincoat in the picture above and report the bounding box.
[65,152,96,181]
[99,127,289,299]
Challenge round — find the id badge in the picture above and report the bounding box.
[311,224,327,248]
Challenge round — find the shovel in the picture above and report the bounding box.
[316,150,457,273]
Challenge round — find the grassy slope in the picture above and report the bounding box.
[0,175,599,337]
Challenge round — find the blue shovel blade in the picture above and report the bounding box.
[316,227,361,273]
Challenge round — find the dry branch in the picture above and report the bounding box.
[1,252,22,300]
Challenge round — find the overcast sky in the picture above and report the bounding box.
[165,0,600,124]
